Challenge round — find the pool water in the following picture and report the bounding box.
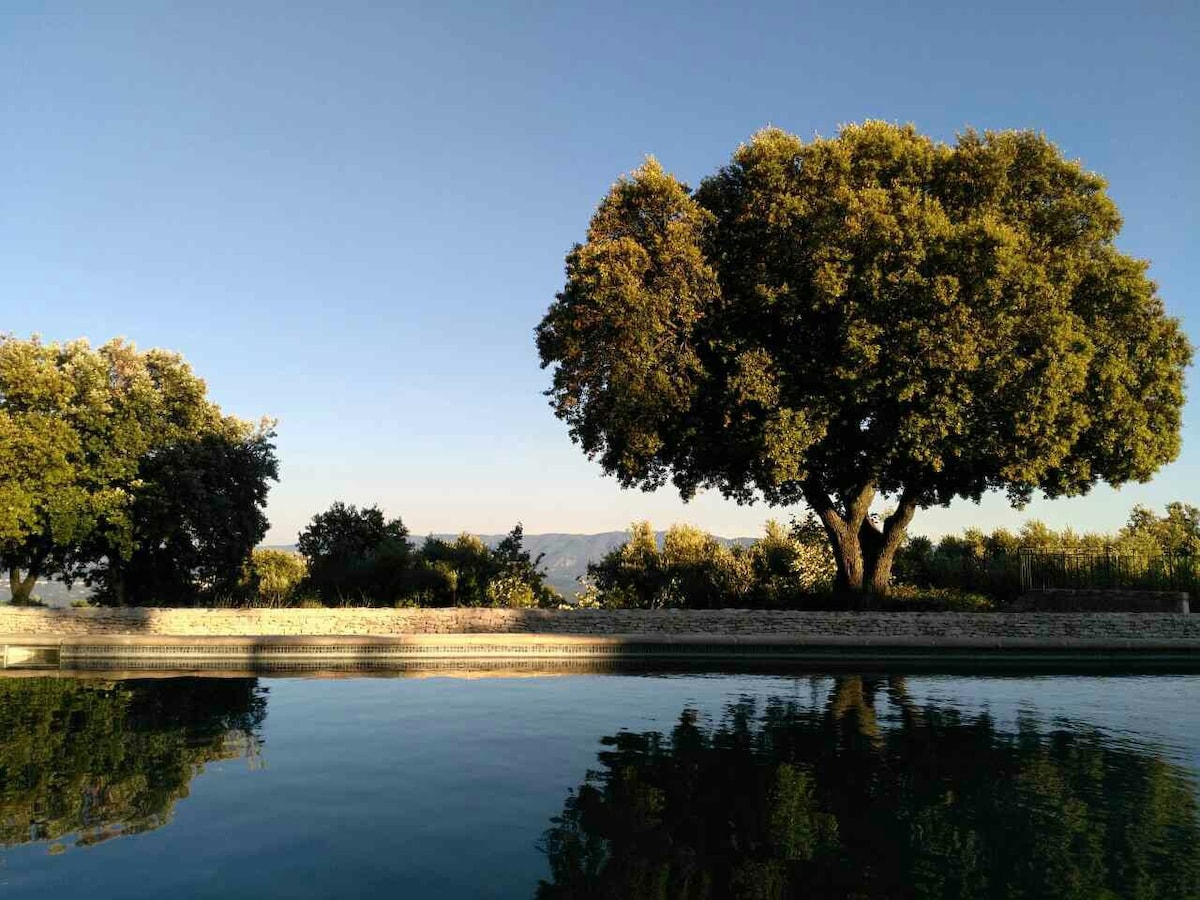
[1,671,1197,898]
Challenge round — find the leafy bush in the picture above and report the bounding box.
[242,548,307,605]
[291,506,556,608]
[588,518,834,610]
[485,574,538,608]
[877,585,995,612]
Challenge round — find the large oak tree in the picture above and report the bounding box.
[536,123,1192,595]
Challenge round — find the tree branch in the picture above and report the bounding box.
[881,489,920,546]
[841,483,877,534]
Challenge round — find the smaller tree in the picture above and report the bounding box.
[749,518,836,605]
[243,548,307,606]
[1119,503,1200,556]
[588,522,669,609]
[590,520,837,609]
[417,533,498,606]
[297,501,409,563]
[486,575,538,608]
[660,524,718,606]
[297,502,411,604]
[489,523,557,607]
[90,427,279,606]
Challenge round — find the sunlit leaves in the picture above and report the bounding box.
[537,123,1192,518]
[0,335,270,600]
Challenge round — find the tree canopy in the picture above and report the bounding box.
[537,123,1192,594]
[89,428,280,606]
[0,335,277,604]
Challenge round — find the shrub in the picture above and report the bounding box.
[485,574,538,608]
[878,585,995,612]
[589,519,836,610]
[243,548,307,605]
[748,518,836,606]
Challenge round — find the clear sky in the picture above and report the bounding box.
[3,1,1197,543]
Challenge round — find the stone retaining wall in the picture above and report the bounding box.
[2,606,1198,641]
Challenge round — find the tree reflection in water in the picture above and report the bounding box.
[538,676,1200,899]
[0,677,266,850]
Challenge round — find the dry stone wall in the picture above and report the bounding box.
[1,606,1198,641]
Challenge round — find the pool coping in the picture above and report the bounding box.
[3,631,1199,675]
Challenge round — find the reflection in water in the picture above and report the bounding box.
[0,678,266,850]
[538,676,1200,899]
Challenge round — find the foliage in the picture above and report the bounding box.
[876,585,994,611]
[0,678,265,850]
[417,533,499,606]
[295,507,557,608]
[587,522,670,608]
[412,525,560,607]
[538,681,1200,899]
[297,501,410,565]
[489,523,556,607]
[748,517,837,606]
[660,523,746,608]
[297,502,412,604]
[89,428,279,606]
[587,518,833,609]
[485,574,538,608]
[242,548,308,606]
[0,335,276,606]
[537,123,1192,596]
[1120,502,1200,556]
[896,502,1200,599]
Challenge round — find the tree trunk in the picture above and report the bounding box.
[803,481,918,599]
[860,499,917,595]
[832,528,868,593]
[8,567,39,605]
[804,481,875,595]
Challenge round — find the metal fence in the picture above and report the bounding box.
[1018,549,1199,594]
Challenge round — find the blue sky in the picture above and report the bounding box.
[3,1,1196,543]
